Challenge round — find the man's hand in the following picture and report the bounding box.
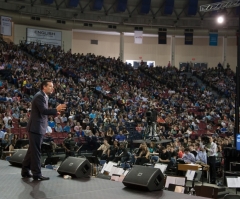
[56,104,66,112]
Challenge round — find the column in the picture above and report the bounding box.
[120,32,124,61]
[171,35,175,67]
[222,36,227,68]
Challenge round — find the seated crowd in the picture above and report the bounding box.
[0,39,235,181]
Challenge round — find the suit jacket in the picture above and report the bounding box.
[27,90,57,135]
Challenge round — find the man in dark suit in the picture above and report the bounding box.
[21,80,66,181]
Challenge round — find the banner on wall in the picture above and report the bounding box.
[209,33,218,46]
[26,28,62,46]
[134,31,143,44]
[185,33,193,45]
[158,32,166,44]
[1,16,12,36]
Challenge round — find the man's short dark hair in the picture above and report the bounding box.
[41,79,52,90]
[184,147,190,152]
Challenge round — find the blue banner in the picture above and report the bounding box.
[237,134,240,151]
[209,33,218,46]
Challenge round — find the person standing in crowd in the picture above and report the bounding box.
[150,105,158,137]
[205,137,217,184]
[21,80,66,181]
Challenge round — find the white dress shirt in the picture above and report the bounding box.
[206,142,217,157]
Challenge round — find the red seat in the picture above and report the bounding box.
[12,118,19,124]
[62,132,68,137]
[12,128,20,134]
[51,132,58,138]
[20,127,27,134]
[56,132,64,138]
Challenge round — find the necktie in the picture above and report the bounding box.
[45,96,49,108]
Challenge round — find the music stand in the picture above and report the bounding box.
[185,170,198,188]
[86,156,101,176]
[226,176,240,194]
[75,145,83,157]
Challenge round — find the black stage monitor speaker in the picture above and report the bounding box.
[122,165,164,191]
[57,157,91,178]
[8,149,27,167]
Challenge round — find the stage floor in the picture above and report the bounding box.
[0,160,208,199]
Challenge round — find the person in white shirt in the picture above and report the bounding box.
[46,126,52,134]
[3,113,12,125]
[204,137,217,184]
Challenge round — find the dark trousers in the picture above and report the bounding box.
[22,132,43,177]
[113,156,129,164]
[64,150,75,160]
[100,154,108,160]
[208,156,216,182]
[135,157,149,165]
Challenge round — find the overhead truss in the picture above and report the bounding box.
[200,0,240,12]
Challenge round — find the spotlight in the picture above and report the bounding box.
[217,15,224,24]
